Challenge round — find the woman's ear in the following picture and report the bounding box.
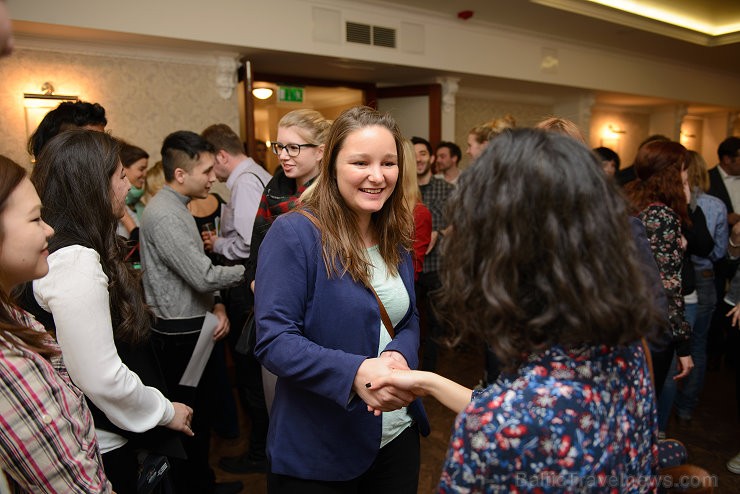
[316,144,325,163]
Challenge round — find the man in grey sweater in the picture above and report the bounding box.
[140,130,244,494]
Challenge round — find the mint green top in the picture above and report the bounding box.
[367,245,414,447]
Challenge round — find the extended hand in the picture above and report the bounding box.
[353,358,415,416]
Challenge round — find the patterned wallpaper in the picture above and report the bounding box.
[455,96,552,169]
[0,48,239,168]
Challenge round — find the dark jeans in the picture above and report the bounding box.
[151,330,216,493]
[268,425,420,494]
[416,271,444,371]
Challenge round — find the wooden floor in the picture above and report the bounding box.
[210,345,740,493]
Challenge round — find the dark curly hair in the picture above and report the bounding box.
[31,130,150,344]
[624,140,689,225]
[437,128,655,370]
[27,101,107,159]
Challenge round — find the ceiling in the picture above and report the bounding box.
[11,0,740,113]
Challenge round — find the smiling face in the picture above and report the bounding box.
[0,178,54,290]
[124,157,148,189]
[110,160,131,219]
[414,143,433,177]
[276,126,323,186]
[336,125,399,225]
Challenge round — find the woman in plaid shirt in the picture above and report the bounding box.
[0,155,111,493]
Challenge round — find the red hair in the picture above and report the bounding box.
[625,140,689,224]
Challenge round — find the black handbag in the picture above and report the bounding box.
[235,310,256,356]
[137,453,173,494]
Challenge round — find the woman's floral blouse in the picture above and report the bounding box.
[439,343,658,493]
[638,203,691,355]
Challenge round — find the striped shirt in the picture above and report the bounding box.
[0,308,110,493]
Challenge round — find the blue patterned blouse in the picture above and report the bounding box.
[439,342,658,493]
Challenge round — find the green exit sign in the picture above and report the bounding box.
[278,86,304,103]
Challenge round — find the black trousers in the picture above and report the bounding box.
[224,282,269,461]
[101,441,138,494]
[651,343,676,400]
[267,425,420,494]
[416,271,445,371]
[151,330,216,493]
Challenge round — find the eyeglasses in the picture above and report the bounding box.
[271,142,318,157]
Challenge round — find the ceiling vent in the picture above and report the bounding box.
[346,22,396,48]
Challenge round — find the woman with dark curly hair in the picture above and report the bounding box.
[624,140,694,398]
[368,128,659,492]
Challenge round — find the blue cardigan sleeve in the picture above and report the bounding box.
[253,216,367,409]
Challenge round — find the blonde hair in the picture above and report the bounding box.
[535,117,586,144]
[143,160,165,204]
[469,114,516,144]
[278,109,332,145]
[300,106,413,287]
[402,139,422,210]
[686,150,710,192]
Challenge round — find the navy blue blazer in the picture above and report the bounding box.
[254,212,428,481]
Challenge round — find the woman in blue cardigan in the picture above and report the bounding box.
[254,106,428,493]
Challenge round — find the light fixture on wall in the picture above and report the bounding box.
[252,87,274,100]
[607,124,626,135]
[24,82,79,149]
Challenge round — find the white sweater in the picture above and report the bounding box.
[33,245,174,453]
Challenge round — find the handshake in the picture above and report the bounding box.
[352,350,428,416]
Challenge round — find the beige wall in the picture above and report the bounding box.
[0,48,238,168]
[9,0,740,107]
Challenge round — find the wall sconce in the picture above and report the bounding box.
[600,124,626,149]
[607,124,626,136]
[252,87,274,100]
[24,82,78,147]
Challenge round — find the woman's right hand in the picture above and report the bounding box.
[166,402,194,436]
[353,358,415,415]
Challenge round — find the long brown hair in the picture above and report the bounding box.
[0,156,58,357]
[301,106,413,286]
[439,129,655,370]
[624,140,689,224]
[31,130,151,344]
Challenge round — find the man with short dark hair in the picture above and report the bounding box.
[140,130,244,494]
[412,136,454,371]
[435,141,462,184]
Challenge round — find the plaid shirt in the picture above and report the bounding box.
[246,168,315,284]
[419,177,455,273]
[0,308,110,493]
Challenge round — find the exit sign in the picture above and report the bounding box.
[278,86,304,103]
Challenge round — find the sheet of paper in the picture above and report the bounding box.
[179,311,218,387]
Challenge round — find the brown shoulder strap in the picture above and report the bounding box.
[294,208,321,230]
[369,285,395,339]
[294,208,395,339]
